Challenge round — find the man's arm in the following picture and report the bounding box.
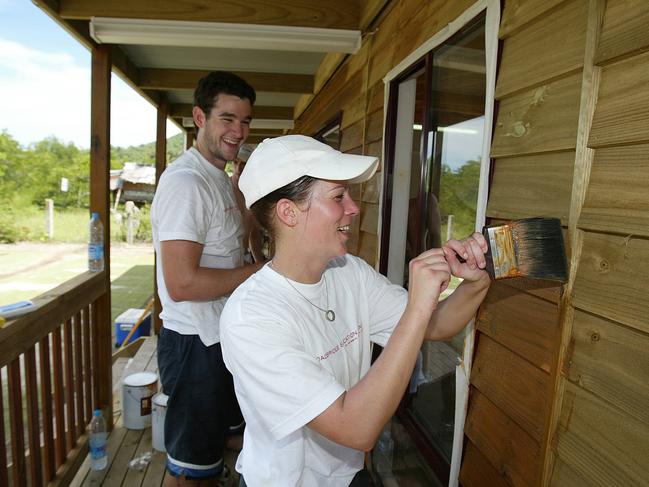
[161,240,262,302]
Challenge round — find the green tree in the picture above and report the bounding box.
[26,137,89,208]
[439,159,481,238]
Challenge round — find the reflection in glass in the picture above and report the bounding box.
[403,19,486,463]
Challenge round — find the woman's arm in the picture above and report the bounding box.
[308,248,450,451]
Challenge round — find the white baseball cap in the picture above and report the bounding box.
[239,135,379,208]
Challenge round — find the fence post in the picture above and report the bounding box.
[45,199,54,239]
[446,214,454,242]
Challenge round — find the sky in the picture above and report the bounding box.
[0,0,180,149]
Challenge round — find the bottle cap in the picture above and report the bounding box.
[91,212,99,219]
[93,409,102,417]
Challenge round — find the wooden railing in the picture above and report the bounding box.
[0,271,112,486]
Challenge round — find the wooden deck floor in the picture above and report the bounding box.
[71,335,240,486]
[70,335,169,487]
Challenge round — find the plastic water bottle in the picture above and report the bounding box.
[89,409,108,470]
[88,212,104,272]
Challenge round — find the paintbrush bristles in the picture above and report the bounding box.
[482,217,568,282]
[511,218,568,282]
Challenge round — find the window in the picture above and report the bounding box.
[313,114,342,150]
[378,7,497,483]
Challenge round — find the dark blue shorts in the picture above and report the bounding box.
[158,326,244,478]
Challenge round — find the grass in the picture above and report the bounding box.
[0,242,154,323]
[8,206,150,244]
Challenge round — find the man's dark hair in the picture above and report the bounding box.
[193,71,256,117]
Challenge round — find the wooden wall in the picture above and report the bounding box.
[547,0,649,485]
[297,0,649,485]
[462,1,591,484]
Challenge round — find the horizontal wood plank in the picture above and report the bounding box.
[499,0,569,39]
[139,68,313,94]
[0,272,106,368]
[491,73,582,158]
[549,457,592,487]
[486,151,575,224]
[497,277,562,305]
[465,388,539,487]
[595,0,649,64]
[459,440,512,487]
[365,108,384,144]
[579,143,649,237]
[588,50,649,147]
[495,0,587,98]
[471,334,549,440]
[296,67,364,135]
[392,0,475,65]
[572,231,649,334]
[59,0,361,30]
[169,104,293,120]
[553,381,649,486]
[565,309,649,426]
[477,282,560,372]
[340,118,363,153]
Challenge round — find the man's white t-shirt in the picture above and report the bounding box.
[151,147,245,346]
[220,254,408,486]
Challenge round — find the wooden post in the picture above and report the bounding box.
[446,214,454,242]
[153,95,168,334]
[184,130,195,149]
[90,44,113,428]
[45,198,54,239]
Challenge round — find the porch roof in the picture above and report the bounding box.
[33,0,390,143]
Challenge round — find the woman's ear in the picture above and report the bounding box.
[275,199,298,227]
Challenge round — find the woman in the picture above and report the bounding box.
[220,135,490,486]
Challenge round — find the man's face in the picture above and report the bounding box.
[194,94,252,169]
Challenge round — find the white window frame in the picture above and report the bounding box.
[377,1,500,485]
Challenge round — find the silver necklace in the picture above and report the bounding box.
[271,262,336,322]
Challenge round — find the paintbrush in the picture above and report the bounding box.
[480,217,568,282]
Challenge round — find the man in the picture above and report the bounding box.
[151,71,263,486]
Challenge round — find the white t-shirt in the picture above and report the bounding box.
[151,147,245,346]
[220,254,408,486]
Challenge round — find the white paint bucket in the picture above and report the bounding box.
[152,392,168,452]
[122,372,158,430]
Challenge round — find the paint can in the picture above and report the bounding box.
[151,392,168,452]
[122,372,158,430]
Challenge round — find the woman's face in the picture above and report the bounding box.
[297,179,359,260]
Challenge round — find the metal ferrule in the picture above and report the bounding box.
[486,225,521,279]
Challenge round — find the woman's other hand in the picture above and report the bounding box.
[407,248,451,317]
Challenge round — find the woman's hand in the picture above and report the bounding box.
[443,232,489,282]
[407,248,451,317]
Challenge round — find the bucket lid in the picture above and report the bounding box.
[124,372,158,387]
[153,392,169,406]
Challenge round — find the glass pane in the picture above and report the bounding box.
[406,19,486,462]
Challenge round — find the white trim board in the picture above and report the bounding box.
[377,1,501,485]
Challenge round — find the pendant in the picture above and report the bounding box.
[325,310,336,322]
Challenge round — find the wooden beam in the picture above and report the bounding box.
[153,95,168,335]
[170,103,294,120]
[139,68,313,94]
[90,44,113,428]
[58,0,361,30]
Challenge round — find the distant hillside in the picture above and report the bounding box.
[111,133,184,168]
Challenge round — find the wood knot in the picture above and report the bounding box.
[590,332,600,342]
[598,259,610,272]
